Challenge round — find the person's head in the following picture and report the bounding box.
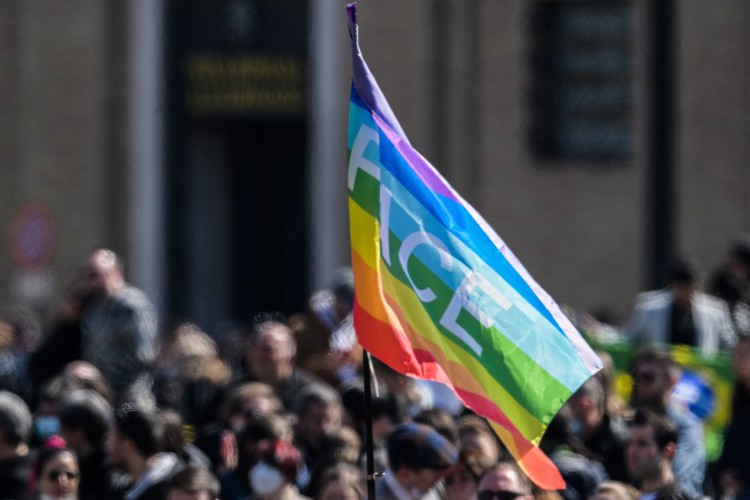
[730,236,750,282]
[295,383,342,448]
[246,320,297,384]
[168,466,220,500]
[248,438,302,498]
[477,461,533,500]
[159,409,188,456]
[628,348,679,410]
[625,408,677,485]
[666,259,698,307]
[457,415,502,464]
[236,413,294,476]
[589,481,640,500]
[108,406,163,471]
[315,463,365,500]
[444,448,495,500]
[565,376,605,439]
[219,382,282,433]
[36,446,80,499]
[84,249,125,297]
[58,389,111,456]
[62,361,114,403]
[387,423,458,495]
[414,408,459,445]
[0,390,32,452]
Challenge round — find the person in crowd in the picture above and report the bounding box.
[288,268,360,386]
[564,377,629,482]
[108,405,183,500]
[628,349,705,496]
[159,410,212,469]
[414,408,459,445]
[28,284,93,401]
[61,362,114,405]
[444,448,494,500]
[717,335,750,499]
[234,319,318,412]
[592,351,630,419]
[625,409,698,500]
[456,415,503,465]
[373,360,433,418]
[709,265,750,337]
[623,259,735,355]
[32,440,80,500]
[218,413,293,500]
[194,382,284,481]
[154,323,231,429]
[340,380,404,447]
[588,481,640,500]
[167,466,220,500]
[539,409,607,500]
[376,422,458,500]
[304,425,361,498]
[58,389,118,500]
[294,383,343,481]
[0,309,42,405]
[314,463,364,500]
[248,438,309,500]
[79,249,158,409]
[476,461,533,500]
[0,390,33,498]
[728,236,750,295]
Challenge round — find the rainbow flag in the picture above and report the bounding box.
[345,3,602,489]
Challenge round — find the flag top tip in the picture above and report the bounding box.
[346,3,357,24]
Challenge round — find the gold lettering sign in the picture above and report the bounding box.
[185,53,306,116]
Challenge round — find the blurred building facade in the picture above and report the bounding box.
[0,0,748,331]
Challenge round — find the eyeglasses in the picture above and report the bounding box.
[478,489,526,500]
[47,470,80,482]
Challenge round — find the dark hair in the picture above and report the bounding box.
[58,390,111,447]
[629,408,678,451]
[667,259,698,285]
[294,382,341,417]
[169,465,220,498]
[253,438,302,484]
[628,347,677,380]
[315,463,364,500]
[114,406,163,458]
[158,409,186,455]
[35,443,77,483]
[414,408,458,445]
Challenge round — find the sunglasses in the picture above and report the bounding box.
[478,489,526,500]
[47,470,80,482]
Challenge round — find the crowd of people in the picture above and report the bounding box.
[1,240,750,500]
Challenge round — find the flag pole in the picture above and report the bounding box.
[363,349,379,499]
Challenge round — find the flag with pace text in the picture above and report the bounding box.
[345,3,602,489]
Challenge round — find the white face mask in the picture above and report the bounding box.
[249,461,285,497]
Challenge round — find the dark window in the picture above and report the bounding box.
[529,1,633,161]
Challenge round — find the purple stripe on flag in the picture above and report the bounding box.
[347,3,409,143]
[372,112,459,202]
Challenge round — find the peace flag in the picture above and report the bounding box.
[345,3,602,488]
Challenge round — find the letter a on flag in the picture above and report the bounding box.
[345,3,602,489]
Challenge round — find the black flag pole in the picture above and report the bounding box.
[362,349,382,499]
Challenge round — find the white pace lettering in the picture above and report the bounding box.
[348,125,380,190]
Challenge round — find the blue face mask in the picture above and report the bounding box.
[34,415,60,441]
